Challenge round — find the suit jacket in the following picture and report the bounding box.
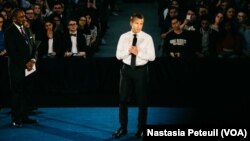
[63,31,87,53]
[39,31,64,57]
[4,23,37,83]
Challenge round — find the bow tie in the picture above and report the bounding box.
[70,33,77,36]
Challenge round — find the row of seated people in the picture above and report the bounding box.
[0,0,118,57]
[0,16,98,58]
[37,16,99,58]
[158,0,250,59]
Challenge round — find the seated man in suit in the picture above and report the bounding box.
[63,18,87,58]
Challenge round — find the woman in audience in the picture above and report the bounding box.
[85,13,99,56]
[210,11,224,32]
[78,15,89,45]
[38,19,64,58]
[224,6,237,25]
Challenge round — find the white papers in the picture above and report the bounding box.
[25,64,36,77]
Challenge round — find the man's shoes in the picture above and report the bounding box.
[22,117,38,124]
[112,127,127,139]
[11,117,37,127]
[134,130,143,139]
[12,120,22,128]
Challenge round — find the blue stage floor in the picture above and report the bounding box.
[0,107,190,141]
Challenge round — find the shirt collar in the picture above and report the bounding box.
[13,23,23,29]
[69,32,77,34]
[130,31,141,37]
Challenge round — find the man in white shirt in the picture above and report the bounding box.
[113,13,155,139]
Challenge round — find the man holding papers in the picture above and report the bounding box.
[5,8,38,127]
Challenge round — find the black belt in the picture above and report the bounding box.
[123,63,147,69]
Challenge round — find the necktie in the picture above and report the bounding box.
[20,27,31,53]
[131,34,137,69]
[20,26,29,45]
[20,27,27,38]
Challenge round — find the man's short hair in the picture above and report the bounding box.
[130,13,144,21]
[67,17,77,25]
[170,16,181,22]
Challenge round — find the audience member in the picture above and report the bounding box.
[63,18,87,58]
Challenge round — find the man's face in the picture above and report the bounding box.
[187,10,196,22]
[25,9,34,20]
[14,11,26,26]
[68,21,78,32]
[53,4,63,15]
[171,19,180,30]
[130,17,144,33]
[201,20,209,29]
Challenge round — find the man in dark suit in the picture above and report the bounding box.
[63,18,87,57]
[4,8,38,127]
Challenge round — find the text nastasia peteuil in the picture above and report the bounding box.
[147,129,185,136]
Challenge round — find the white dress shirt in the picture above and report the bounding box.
[116,31,155,66]
[14,23,25,35]
[70,32,78,53]
[48,38,53,53]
